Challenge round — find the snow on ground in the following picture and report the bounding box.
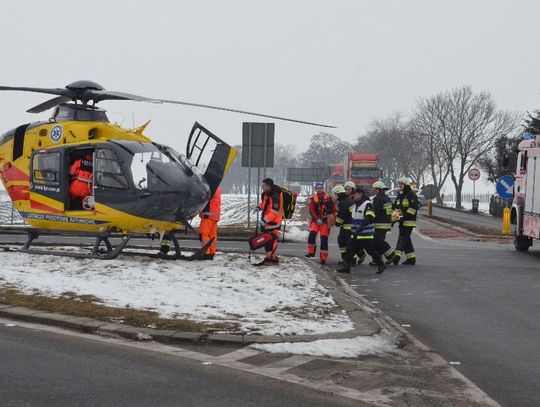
[251,333,399,358]
[0,251,353,336]
[284,225,309,243]
[441,201,490,214]
[191,194,309,227]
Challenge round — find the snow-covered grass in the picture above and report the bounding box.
[441,201,490,214]
[251,333,399,358]
[0,251,353,336]
[284,225,309,243]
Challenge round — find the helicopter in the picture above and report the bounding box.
[0,80,334,259]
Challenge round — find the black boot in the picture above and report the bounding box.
[336,266,351,274]
[376,263,387,274]
[305,253,315,258]
[402,258,416,265]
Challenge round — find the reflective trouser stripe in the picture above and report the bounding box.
[374,224,391,230]
[406,208,417,215]
[394,250,402,257]
[353,235,374,240]
[384,248,394,258]
[406,252,416,259]
[339,247,347,253]
[403,221,416,227]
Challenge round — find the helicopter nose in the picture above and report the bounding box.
[175,178,211,222]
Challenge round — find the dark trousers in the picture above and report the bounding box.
[374,229,393,258]
[395,225,415,259]
[345,237,383,268]
[337,228,350,259]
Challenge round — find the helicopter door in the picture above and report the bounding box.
[186,122,238,195]
[29,150,65,212]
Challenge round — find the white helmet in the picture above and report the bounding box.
[344,181,356,189]
[332,185,346,195]
[397,177,411,186]
[372,181,387,190]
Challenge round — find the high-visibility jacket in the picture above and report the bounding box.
[259,186,283,230]
[348,198,376,239]
[335,195,353,230]
[200,186,222,222]
[69,155,93,199]
[308,192,336,223]
[372,192,393,230]
[393,187,418,227]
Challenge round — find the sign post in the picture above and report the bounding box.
[242,123,275,228]
[496,175,514,235]
[468,168,481,214]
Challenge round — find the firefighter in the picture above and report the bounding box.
[344,181,356,197]
[305,182,336,264]
[333,185,352,265]
[69,153,93,209]
[198,186,222,260]
[256,178,283,266]
[371,180,394,264]
[390,177,418,265]
[337,186,386,274]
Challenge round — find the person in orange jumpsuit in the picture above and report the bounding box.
[198,186,222,260]
[69,154,93,209]
[256,178,283,266]
[305,182,336,264]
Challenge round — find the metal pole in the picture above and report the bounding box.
[10,201,15,224]
[247,124,252,228]
[256,167,261,233]
[263,124,267,179]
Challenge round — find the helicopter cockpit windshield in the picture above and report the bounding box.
[109,140,205,193]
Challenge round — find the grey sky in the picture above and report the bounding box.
[1,0,539,156]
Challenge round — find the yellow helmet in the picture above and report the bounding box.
[372,181,387,190]
[344,181,356,189]
[332,185,346,195]
[397,177,411,186]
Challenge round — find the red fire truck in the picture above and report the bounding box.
[344,153,381,193]
[511,136,540,251]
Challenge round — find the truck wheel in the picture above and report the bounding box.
[513,233,532,252]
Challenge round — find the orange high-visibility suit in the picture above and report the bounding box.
[259,186,283,261]
[199,186,222,255]
[69,154,93,201]
[307,191,336,262]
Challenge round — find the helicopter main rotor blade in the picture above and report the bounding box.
[0,85,72,98]
[27,96,72,113]
[92,90,336,128]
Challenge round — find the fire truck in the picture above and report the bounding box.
[511,135,540,251]
[344,153,381,193]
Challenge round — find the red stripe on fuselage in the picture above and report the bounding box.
[29,199,63,214]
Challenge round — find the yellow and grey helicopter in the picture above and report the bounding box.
[0,80,333,259]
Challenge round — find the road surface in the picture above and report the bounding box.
[0,323,357,407]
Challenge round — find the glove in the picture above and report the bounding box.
[316,219,323,226]
[253,206,262,214]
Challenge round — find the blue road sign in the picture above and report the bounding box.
[496,175,514,199]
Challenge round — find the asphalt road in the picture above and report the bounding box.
[340,225,540,407]
[0,323,357,407]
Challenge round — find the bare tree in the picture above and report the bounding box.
[410,94,452,202]
[357,113,429,187]
[302,132,353,166]
[439,86,518,208]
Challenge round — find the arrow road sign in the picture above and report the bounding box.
[496,175,514,199]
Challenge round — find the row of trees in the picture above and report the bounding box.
[221,85,523,209]
[357,86,520,207]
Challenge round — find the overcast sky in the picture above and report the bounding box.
[1,0,539,160]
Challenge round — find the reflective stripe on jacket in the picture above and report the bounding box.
[350,199,375,239]
[260,186,283,229]
[309,192,336,223]
[372,192,392,230]
[393,188,418,227]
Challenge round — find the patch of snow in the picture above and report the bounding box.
[284,225,309,242]
[251,333,398,358]
[0,251,353,336]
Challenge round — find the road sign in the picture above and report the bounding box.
[241,123,274,168]
[421,184,438,200]
[496,175,514,199]
[468,168,480,181]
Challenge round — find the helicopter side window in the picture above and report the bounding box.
[95,149,128,190]
[32,152,61,187]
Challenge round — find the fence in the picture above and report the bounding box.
[439,192,510,218]
[439,192,491,206]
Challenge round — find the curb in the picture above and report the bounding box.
[0,257,379,347]
[420,215,508,240]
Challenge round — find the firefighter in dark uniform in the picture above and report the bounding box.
[390,177,418,265]
[332,185,352,265]
[370,180,394,264]
[337,186,386,274]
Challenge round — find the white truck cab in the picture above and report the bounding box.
[512,136,540,250]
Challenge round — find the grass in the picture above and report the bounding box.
[0,287,240,333]
[427,215,503,237]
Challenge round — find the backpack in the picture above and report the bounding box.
[280,186,298,220]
